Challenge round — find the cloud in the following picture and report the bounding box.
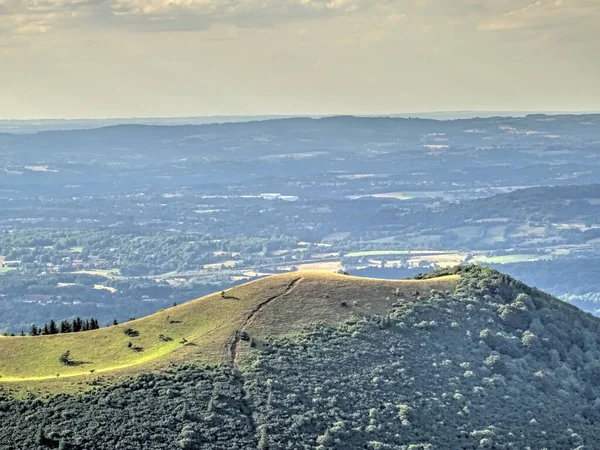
[1,0,598,39]
[109,0,383,32]
[110,0,361,16]
[0,0,385,36]
[0,0,101,35]
[477,0,600,32]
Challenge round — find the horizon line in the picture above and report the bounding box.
[2,110,600,123]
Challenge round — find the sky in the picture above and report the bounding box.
[0,0,599,119]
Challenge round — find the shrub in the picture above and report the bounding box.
[123,328,139,337]
[484,354,508,375]
[59,350,71,366]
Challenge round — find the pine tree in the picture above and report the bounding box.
[83,320,90,331]
[42,324,50,335]
[19,330,25,336]
[113,319,119,326]
[73,317,82,332]
[49,320,58,335]
[29,324,39,336]
[60,320,72,333]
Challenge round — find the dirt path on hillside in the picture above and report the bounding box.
[227,277,303,364]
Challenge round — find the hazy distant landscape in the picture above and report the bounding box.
[1,114,600,332]
[7,111,597,133]
[3,113,600,448]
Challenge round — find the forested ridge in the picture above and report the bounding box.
[2,267,600,449]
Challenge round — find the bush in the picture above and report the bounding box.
[59,350,71,366]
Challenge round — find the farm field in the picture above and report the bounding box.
[204,260,239,269]
[73,269,121,278]
[345,250,450,257]
[470,254,550,264]
[297,261,343,271]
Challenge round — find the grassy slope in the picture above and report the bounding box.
[245,272,458,341]
[0,271,458,394]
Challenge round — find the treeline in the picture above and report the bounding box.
[2,317,105,337]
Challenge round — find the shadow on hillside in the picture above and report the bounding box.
[64,360,92,367]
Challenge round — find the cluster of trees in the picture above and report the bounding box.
[27,317,101,337]
[0,366,255,450]
[0,229,301,276]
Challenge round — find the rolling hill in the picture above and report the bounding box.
[2,266,600,449]
[0,271,458,393]
[400,184,600,249]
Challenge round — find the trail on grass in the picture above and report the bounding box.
[227,277,303,364]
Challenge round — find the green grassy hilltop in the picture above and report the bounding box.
[0,271,458,393]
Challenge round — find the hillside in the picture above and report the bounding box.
[0,271,458,393]
[3,267,600,449]
[440,184,600,227]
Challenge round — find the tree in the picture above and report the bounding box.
[49,319,59,335]
[60,320,72,333]
[29,324,39,336]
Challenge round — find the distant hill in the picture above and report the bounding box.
[2,267,600,448]
[401,184,600,249]
[3,112,598,133]
[3,114,600,161]
[2,115,600,210]
[447,184,600,224]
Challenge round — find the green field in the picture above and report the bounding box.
[73,268,121,278]
[471,254,548,264]
[345,250,449,257]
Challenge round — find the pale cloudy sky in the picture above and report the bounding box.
[0,0,599,118]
